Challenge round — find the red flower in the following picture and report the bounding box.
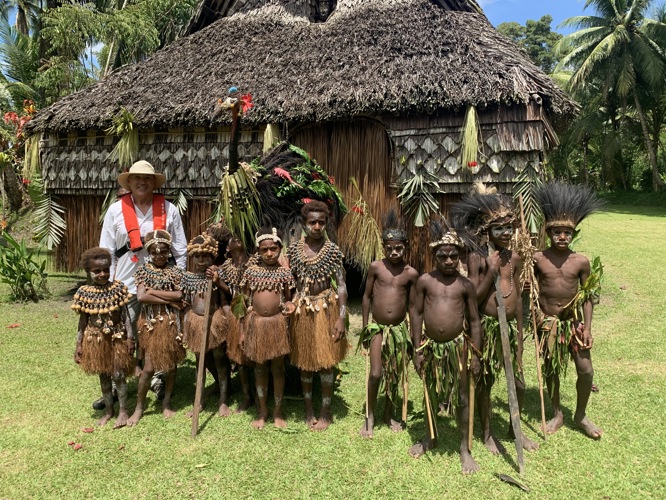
[311,172,321,180]
[240,94,254,114]
[274,168,303,188]
[4,112,18,126]
[328,176,335,185]
[467,161,478,168]
[21,178,30,185]
[301,198,313,204]
[352,206,364,215]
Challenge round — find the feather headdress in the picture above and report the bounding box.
[382,209,407,242]
[449,184,516,239]
[535,182,603,230]
[429,218,465,250]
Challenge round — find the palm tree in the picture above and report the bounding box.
[0,0,41,35]
[556,0,666,191]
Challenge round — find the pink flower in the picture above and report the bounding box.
[328,176,335,185]
[274,168,303,188]
[301,198,313,204]
[4,112,18,126]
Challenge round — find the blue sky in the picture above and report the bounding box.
[480,0,590,32]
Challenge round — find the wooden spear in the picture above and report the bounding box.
[402,344,409,424]
[518,195,547,439]
[191,279,213,438]
[495,274,525,474]
[468,360,475,452]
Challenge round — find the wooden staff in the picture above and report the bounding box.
[468,372,475,452]
[518,195,547,439]
[422,372,436,443]
[402,357,409,425]
[495,273,525,474]
[191,279,213,438]
[365,346,370,433]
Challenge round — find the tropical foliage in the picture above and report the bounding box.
[0,229,48,301]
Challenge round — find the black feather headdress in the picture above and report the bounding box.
[381,209,407,242]
[535,182,603,230]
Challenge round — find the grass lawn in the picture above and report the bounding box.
[1,203,665,499]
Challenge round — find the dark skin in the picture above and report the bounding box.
[239,239,295,430]
[408,244,482,474]
[359,239,418,438]
[295,211,348,431]
[128,243,183,426]
[186,252,231,418]
[74,259,133,428]
[534,226,602,439]
[466,218,538,453]
[211,236,253,413]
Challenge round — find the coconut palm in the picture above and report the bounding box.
[0,0,41,35]
[555,0,666,191]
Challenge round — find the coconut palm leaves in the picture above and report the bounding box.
[397,168,440,227]
[513,169,543,235]
[29,176,66,250]
[339,177,383,277]
[217,162,261,250]
[555,0,666,190]
[169,188,191,216]
[106,107,138,170]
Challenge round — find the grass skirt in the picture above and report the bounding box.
[225,313,247,365]
[358,320,412,406]
[242,310,290,364]
[80,325,134,377]
[138,312,186,372]
[183,308,227,354]
[480,315,519,385]
[419,336,466,426]
[290,290,347,372]
[537,311,580,379]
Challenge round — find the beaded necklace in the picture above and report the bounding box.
[180,271,209,300]
[287,238,344,295]
[135,262,183,337]
[241,264,295,309]
[218,256,255,296]
[71,281,131,339]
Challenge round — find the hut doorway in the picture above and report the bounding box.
[290,118,397,299]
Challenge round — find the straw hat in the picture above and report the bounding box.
[117,161,166,191]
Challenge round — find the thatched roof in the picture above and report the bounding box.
[27,0,575,134]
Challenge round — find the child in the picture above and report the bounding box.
[408,222,482,475]
[73,247,133,428]
[288,200,348,431]
[534,182,603,439]
[239,227,296,429]
[216,233,256,412]
[182,233,231,417]
[359,210,418,437]
[128,230,185,425]
[450,186,538,453]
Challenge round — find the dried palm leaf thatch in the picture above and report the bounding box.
[398,168,440,227]
[106,107,138,170]
[460,105,482,168]
[339,177,383,277]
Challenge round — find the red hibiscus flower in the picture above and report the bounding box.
[240,94,254,114]
[467,161,478,168]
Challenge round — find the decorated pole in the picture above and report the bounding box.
[191,279,213,438]
[495,274,525,473]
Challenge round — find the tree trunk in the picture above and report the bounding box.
[634,94,665,191]
[1,164,24,212]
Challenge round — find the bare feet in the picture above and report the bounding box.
[483,435,506,455]
[385,418,403,432]
[408,438,435,458]
[546,412,564,434]
[252,417,267,429]
[97,413,113,426]
[274,416,287,428]
[304,410,317,427]
[460,449,480,475]
[509,427,540,451]
[127,408,143,427]
[575,415,603,439]
[311,416,332,431]
[162,408,176,419]
[359,415,374,438]
[218,403,231,417]
[236,398,251,413]
[114,411,128,429]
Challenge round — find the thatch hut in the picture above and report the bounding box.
[26,0,576,272]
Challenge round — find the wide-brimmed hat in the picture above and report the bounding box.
[117,161,166,191]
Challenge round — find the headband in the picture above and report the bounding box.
[255,228,282,247]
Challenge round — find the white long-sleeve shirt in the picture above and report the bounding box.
[99,197,187,294]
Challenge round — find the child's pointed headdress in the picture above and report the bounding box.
[381,209,407,242]
[535,182,603,230]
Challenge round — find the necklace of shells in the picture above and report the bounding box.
[241,264,296,310]
[135,262,183,338]
[287,238,343,296]
[71,281,131,340]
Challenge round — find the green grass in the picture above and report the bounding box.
[1,204,665,499]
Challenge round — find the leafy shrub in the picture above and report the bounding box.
[0,231,48,301]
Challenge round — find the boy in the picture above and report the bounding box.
[534,182,603,439]
[359,210,418,437]
[408,222,482,475]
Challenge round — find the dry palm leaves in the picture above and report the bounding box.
[397,168,440,227]
[339,177,383,277]
[106,107,138,170]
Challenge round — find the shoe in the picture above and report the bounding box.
[91,392,119,411]
[92,396,106,411]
